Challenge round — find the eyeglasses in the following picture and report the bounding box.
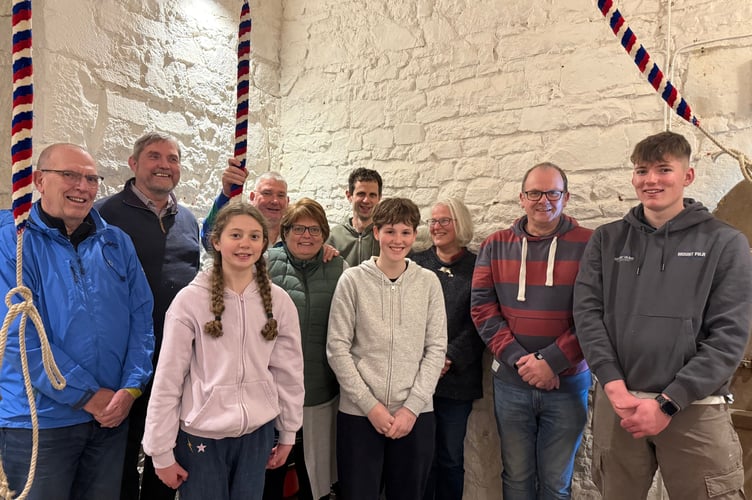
[41,169,103,187]
[289,225,323,237]
[426,218,454,227]
[523,190,565,201]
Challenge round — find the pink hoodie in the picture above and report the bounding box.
[143,270,304,469]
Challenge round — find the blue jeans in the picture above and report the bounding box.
[0,420,128,500]
[174,421,274,500]
[493,378,588,500]
[423,397,473,500]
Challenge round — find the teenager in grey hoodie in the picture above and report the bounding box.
[327,198,447,500]
[574,131,752,500]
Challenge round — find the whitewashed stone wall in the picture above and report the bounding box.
[2,0,752,499]
[0,0,282,212]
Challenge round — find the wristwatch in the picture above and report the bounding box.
[514,351,544,371]
[655,394,680,416]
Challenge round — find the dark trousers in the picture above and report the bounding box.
[336,411,435,500]
[120,392,176,500]
[423,397,474,500]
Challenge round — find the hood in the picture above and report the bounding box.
[511,213,580,240]
[510,214,580,302]
[191,269,213,292]
[621,198,713,275]
[339,216,374,236]
[191,268,262,296]
[623,198,712,233]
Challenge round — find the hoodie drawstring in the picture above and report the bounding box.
[517,236,558,302]
[635,229,649,276]
[660,223,670,272]
[517,237,528,302]
[635,224,670,275]
[546,236,558,286]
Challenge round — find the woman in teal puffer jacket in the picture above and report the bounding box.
[265,198,346,500]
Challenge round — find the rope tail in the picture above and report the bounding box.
[2,2,66,498]
[596,0,752,182]
[0,236,67,500]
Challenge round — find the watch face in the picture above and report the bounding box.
[657,396,679,416]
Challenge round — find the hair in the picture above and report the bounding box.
[131,132,181,161]
[204,202,278,340]
[348,167,383,196]
[372,197,421,231]
[434,198,474,247]
[630,131,691,165]
[254,171,288,192]
[36,143,89,170]
[520,162,568,193]
[280,197,331,242]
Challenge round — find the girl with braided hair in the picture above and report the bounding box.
[142,202,304,500]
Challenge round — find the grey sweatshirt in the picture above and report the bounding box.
[327,257,447,416]
[574,199,752,409]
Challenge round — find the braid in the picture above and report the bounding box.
[203,257,225,338]
[255,257,278,340]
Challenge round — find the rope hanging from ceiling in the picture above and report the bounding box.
[597,0,752,182]
[230,0,252,198]
[2,2,66,499]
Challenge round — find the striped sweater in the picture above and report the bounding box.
[471,214,592,390]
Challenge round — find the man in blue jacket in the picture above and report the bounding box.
[0,143,154,500]
[574,131,752,499]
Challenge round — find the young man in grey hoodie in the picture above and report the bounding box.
[574,131,752,500]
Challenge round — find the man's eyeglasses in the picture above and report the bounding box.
[289,225,323,236]
[522,190,565,201]
[426,218,454,227]
[41,169,103,187]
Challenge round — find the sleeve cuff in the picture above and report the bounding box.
[277,430,297,446]
[124,388,142,399]
[151,450,177,470]
[403,394,428,416]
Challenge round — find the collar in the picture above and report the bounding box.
[283,244,324,269]
[37,204,96,248]
[129,180,176,218]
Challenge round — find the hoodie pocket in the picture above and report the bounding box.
[620,314,695,387]
[184,381,279,436]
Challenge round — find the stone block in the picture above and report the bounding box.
[394,123,425,144]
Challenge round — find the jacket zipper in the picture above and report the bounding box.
[239,294,248,435]
[385,283,396,408]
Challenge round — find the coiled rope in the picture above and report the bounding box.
[597,0,752,182]
[1,2,66,498]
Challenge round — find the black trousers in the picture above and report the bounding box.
[336,411,435,500]
[120,393,176,500]
[262,431,314,500]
